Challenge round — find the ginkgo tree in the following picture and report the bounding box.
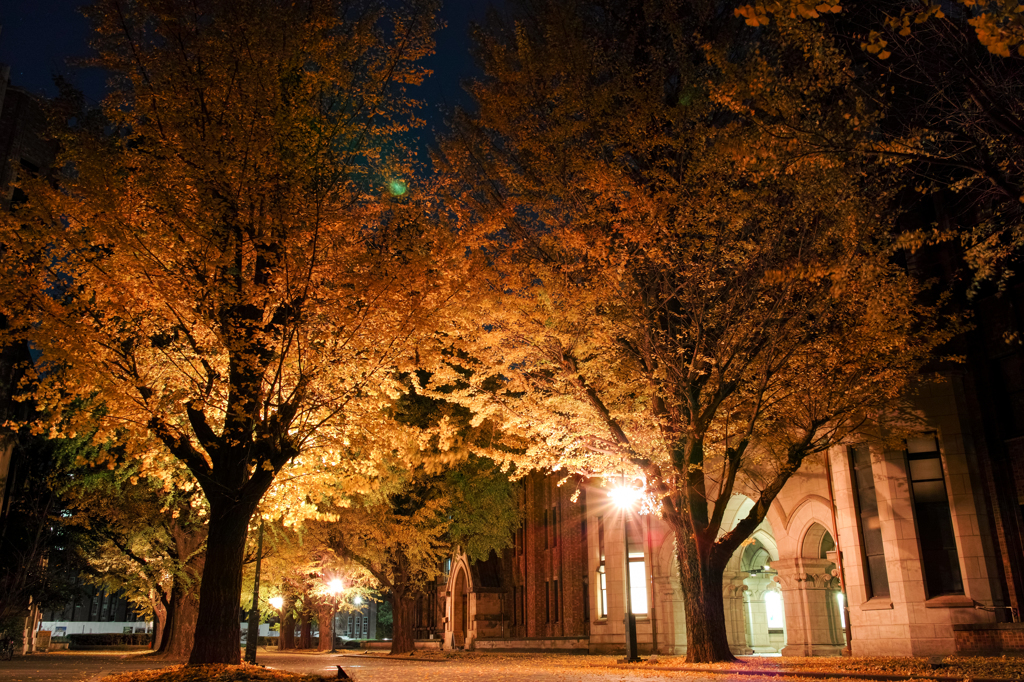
[0,0,470,664]
[733,1,1024,286]
[325,456,518,655]
[435,0,950,662]
[57,449,207,659]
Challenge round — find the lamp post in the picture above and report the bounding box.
[610,485,642,663]
[327,579,344,653]
[269,597,284,650]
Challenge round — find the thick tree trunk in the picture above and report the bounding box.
[160,582,202,659]
[187,498,255,665]
[676,535,734,663]
[152,591,167,651]
[389,594,416,655]
[298,611,312,649]
[160,532,206,660]
[279,594,296,650]
[317,602,335,651]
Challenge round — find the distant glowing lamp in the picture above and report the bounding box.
[353,596,363,605]
[326,579,344,653]
[269,596,284,610]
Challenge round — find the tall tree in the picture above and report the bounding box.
[437,0,948,661]
[736,0,1024,287]
[0,0,464,664]
[58,454,207,659]
[328,456,519,654]
[0,433,87,634]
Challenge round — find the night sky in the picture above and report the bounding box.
[0,0,498,135]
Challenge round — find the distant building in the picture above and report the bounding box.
[339,601,378,641]
[39,580,150,637]
[437,378,1024,656]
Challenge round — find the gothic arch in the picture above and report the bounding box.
[776,495,835,559]
[443,555,474,650]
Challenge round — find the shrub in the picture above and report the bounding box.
[68,633,152,647]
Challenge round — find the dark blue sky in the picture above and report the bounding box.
[0,0,497,132]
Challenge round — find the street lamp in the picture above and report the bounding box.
[327,579,344,653]
[610,484,643,663]
[269,597,285,651]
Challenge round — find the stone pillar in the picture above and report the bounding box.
[723,570,752,655]
[772,558,843,657]
[744,574,778,653]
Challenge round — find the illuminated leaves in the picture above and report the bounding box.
[438,1,946,659]
[734,0,841,27]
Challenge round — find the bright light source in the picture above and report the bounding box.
[328,578,344,595]
[269,596,284,610]
[353,596,363,605]
[608,485,642,510]
[388,179,407,196]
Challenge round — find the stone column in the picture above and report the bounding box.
[723,570,752,655]
[772,558,843,657]
[743,574,778,653]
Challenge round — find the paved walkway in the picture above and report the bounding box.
[0,651,684,682]
[262,651,665,682]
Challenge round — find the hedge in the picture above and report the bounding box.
[68,633,152,647]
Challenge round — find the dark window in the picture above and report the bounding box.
[511,586,517,625]
[552,579,559,622]
[907,436,963,596]
[850,444,890,598]
[544,581,550,623]
[543,509,549,549]
[551,504,559,547]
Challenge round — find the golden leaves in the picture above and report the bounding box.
[734,1,842,27]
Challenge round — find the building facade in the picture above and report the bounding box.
[435,376,1024,656]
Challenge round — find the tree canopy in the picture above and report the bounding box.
[435,0,950,661]
[0,0,462,663]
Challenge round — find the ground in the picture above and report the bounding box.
[1,650,1022,682]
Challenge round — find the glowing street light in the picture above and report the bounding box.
[327,579,344,653]
[610,483,642,663]
[269,596,285,651]
[609,486,643,510]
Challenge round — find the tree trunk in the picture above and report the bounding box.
[159,582,202,659]
[151,591,167,651]
[389,593,417,655]
[317,602,335,652]
[676,534,735,663]
[160,531,206,659]
[298,611,312,649]
[154,590,172,654]
[279,593,296,650]
[187,498,255,664]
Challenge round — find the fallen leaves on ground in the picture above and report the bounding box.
[371,652,1024,680]
[649,655,1024,680]
[100,664,327,682]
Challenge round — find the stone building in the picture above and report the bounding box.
[431,375,1024,656]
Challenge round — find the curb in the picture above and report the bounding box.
[335,653,451,664]
[619,665,1022,682]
